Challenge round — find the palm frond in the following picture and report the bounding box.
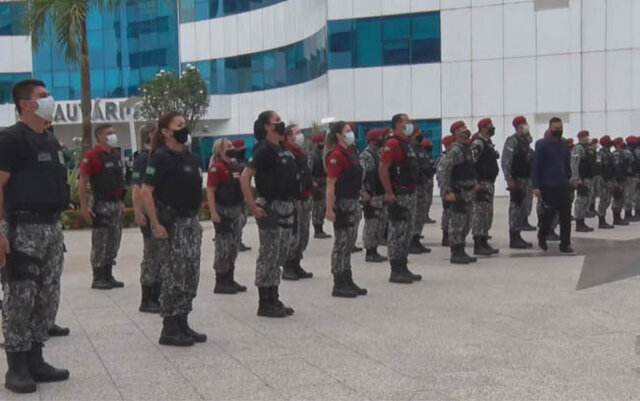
[51,0,87,64]
[25,0,55,50]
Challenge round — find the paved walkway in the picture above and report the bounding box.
[2,198,640,400]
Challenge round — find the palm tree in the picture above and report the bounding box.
[26,0,122,151]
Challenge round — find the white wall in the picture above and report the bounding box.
[0,36,32,73]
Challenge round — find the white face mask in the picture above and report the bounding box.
[404,123,414,136]
[185,134,192,148]
[522,124,530,135]
[294,133,304,147]
[35,96,56,121]
[344,131,355,146]
[105,133,118,147]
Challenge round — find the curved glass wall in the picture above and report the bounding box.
[0,1,26,36]
[179,0,286,23]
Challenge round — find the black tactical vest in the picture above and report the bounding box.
[215,161,243,206]
[294,150,313,198]
[413,144,435,185]
[91,150,124,200]
[155,149,202,213]
[311,146,325,179]
[5,130,69,214]
[335,148,363,199]
[451,144,477,188]
[389,140,419,187]
[599,150,615,181]
[511,135,532,178]
[362,147,385,196]
[475,137,500,182]
[255,144,300,202]
[578,143,595,179]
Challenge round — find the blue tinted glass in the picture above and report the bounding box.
[355,19,382,67]
[180,0,286,22]
[382,17,410,40]
[383,39,410,65]
[328,20,353,69]
[0,2,27,36]
[0,73,31,104]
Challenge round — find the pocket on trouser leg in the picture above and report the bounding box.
[387,203,408,222]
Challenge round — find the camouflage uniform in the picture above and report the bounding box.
[288,198,312,261]
[570,143,594,220]
[310,146,327,227]
[140,230,161,286]
[634,147,640,211]
[213,204,243,274]
[502,133,533,231]
[255,199,295,287]
[413,143,435,236]
[596,147,615,217]
[612,149,628,212]
[331,198,360,274]
[623,148,638,211]
[90,200,123,271]
[158,216,202,317]
[386,194,417,261]
[439,142,476,246]
[470,137,498,237]
[435,154,451,233]
[360,145,387,250]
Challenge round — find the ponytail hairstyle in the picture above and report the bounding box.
[254,110,275,141]
[139,122,157,147]
[151,111,182,150]
[212,138,233,162]
[323,120,348,169]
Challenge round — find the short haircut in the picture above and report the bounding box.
[94,124,113,139]
[549,117,563,125]
[12,79,46,114]
[391,113,407,129]
[284,123,298,137]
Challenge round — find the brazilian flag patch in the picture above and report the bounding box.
[330,158,338,164]
[383,146,391,152]
[146,166,156,176]
[132,172,140,179]
[210,167,217,173]
[82,158,89,164]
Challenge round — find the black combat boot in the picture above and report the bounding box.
[575,219,594,232]
[152,282,162,305]
[91,266,112,290]
[271,286,294,315]
[293,259,313,279]
[105,264,124,288]
[389,259,414,284]
[483,236,500,254]
[626,209,640,222]
[613,210,629,226]
[178,314,207,343]
[450,244,474,264]
[410,235,431,254]
[257,287,287,318]
[522,220,537,231]
[47,324,70,337]
[159,316,195,346]
[546,231,561,241]
[509,231,531,249]
[585,207,597,218]
[239,242,251,252]
[598,216,614,229]
[139,285,161,313]
[441,231,450,247]
[345,270,367,295]
[313,224,331,239]
[425,215,436,224]
[332,272,358,297]
[214,271,238,294]
[365,247,387,262]
[5,351,36,393]
[559,244,575,254]
[281,260,300,281]
[403,257,422,281]
[351,245,363,253]
[473,236,494,256]
[28,343,69,383]
[229,267,247,292]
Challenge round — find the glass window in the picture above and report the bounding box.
[355,19,382,67]
[180,0,286,23]
[0,73,31,104]
[328,20,354,69]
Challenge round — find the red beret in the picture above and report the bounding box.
[412,125,421,135]
[311,134,324,143]
[626,135,636,144]
[477,118,492,129]
[449,120,466,134]
[471,132,480,141]
[600,135,612,145]
[577,130,589,139]
[421,139,432,147]
[365,129,384,142]
[231,138,245,148]
[512,116,527,127]
[613,137,624,146]
[566,138,574,145]
[442,135,455,147]
[590,138,598,145]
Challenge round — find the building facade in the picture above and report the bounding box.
[1,0,639,195]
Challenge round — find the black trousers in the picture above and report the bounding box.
[538,185,571,247]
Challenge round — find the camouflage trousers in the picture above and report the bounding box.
[255,200,295,287]
[440,190,450,232]
[387,193,417,262]
[612,181,625,212]
[589,176,601,211]
[288,198,312,262]
[624,178,637,210]
[472,181,495,237]
[90,200,123,271]
[312,187,326,227]
[331,198,360,274]
[362,195,387,249]
[140,224,161,287]
[413,183,429,236]
[158,216,202,317]
[238,203,248,243]
[213,204,243,274]
[597,180,614,217]
[425,180,434,219]
[573,178,593,220]
[448,190,473,246]
[508,178,533,231]
[2,222,64,352]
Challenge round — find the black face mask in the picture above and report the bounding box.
[460,129,471,140]
[235,148,246,160]
[488,127,495,137]
[226,150,236,158]
[551,130,563,139]
[317,144,324,150]
[375,139,384,148]
[173,127,189,144]
[416,134,424,142]
[275,122,285,136]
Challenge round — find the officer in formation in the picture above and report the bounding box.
[587,138,600,217]
[325,121,367,297]
[421,139,437,224]
[502,116,535,249]
[79,124,126,290]
[310,134,331,239]
[240,110,297,318]
[623,136,639,222]
[0,79,69,393]
[410,126,433,254]
[281,124,314,280]
[571,130,597,232]
[437,135,455,246]
[439,121,478,264]
[470,118,500,256]
[140,111,206,347]
[360,128,389,263]
[132,122,161,313]
[595,135,616,228]
[612,137,631,225]
[379,114,422,284]
[632,137,640,219]
[206,138,247,295]
[230,138,251,252]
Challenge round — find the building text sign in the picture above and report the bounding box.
[52,99,143,125]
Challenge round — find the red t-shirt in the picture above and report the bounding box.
[325,143,352,179]
[207,160,240,187]
[80,144,125,197]
[380,131,408,165]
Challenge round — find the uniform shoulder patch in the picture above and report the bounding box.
[383,146,391,152]
[146,166,156,175]
[330,158,338,164]
[82,158,89,164]
[210,166,217,173]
